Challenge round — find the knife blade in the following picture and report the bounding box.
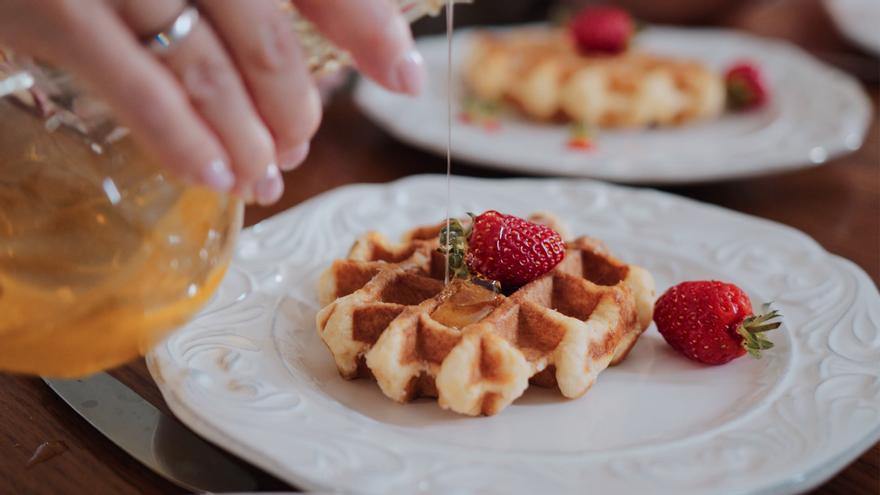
[43,372,259,493]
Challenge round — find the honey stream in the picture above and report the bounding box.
[443,0,454,285]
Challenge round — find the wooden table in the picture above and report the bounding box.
[1,2,878,493]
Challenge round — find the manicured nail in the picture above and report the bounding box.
[278,142,310,171]
[254,163,283,206]
[390,49,426,96]
[200,159,235,192]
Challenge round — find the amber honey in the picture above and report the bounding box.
[432,282,499,329]
[0,98,241,377]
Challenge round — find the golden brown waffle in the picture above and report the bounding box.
[464,29,725,128]
[316,214,655,416]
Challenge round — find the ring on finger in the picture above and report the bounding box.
[143,5,201,54]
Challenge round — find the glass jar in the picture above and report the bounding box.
[0,0,462,377]
[0,53,243,377]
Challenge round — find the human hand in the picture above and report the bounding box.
[0,0,425,205]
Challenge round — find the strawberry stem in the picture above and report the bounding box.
[736,303,782,358]
[439,218,471,280]
[727,78,754,110]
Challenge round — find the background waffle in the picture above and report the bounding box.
[316,215,655,416]
[464,29,726,128]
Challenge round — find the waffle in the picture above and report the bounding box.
[464,29,725,128]
[316,214,655,416]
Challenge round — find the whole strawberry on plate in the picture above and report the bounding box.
[569,5,635,55]
[440,210,566,290]
[725,61,770,111]
[654,280,782,365]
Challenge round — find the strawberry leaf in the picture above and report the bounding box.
[737,302,782,358]
[439,218,470,280]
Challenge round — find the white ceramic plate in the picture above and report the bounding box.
[354,27,871,184]
[148,176,880,495]
[825,0,880,56]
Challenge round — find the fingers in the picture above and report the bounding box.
[42,1,237,192]
[12,0,415,205]
[197,0,321,172]
[119,0,282,205]
[293,0,426,96]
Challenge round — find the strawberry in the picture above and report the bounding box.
[569,5,635,55]
[653,281,781,365]
[568,137,594,151]
[725,61,769,111]
[440,211,566,289]
[568,122,596,151]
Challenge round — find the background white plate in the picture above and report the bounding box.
[149,176,880,494]
[354,28,871,184]
[825,0,880,56]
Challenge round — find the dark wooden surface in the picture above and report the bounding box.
[1,1,878,493]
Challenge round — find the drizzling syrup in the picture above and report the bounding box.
[443,0,454,285]
[432,282,500,328]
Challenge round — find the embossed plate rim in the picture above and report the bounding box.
[148,175,880,495]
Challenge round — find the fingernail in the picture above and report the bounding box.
[200,159,235,192]
[390,49,426,96]
[254,163,283,206]
[278,142,310,171]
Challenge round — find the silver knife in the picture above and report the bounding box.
[43,373,260,493]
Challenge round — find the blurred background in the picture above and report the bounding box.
[409,0,879,79]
